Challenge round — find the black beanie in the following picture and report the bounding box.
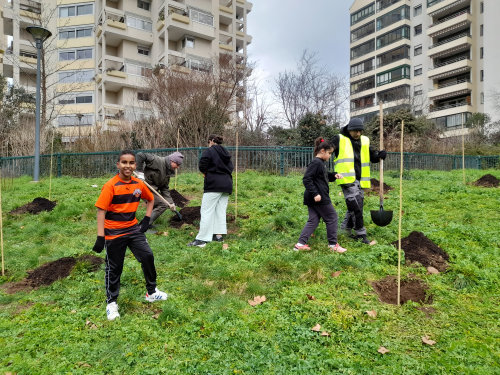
[347,118,364,131]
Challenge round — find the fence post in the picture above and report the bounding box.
[280,147,285,176]
[477,156,481,170]
[57,153,62,177]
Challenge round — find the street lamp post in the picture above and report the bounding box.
[76,113,83,151]
[26,26,52,182]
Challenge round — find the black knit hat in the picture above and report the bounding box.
[347,118,364,131]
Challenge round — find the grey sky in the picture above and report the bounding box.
[247,1,352,95]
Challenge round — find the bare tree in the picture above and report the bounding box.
[243,81,277,133]
[147,54,251,147]
[274,50,348,128]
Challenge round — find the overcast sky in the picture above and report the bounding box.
[247,1,352,98]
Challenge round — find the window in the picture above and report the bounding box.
[138,92,150,101]
[376,26,410,49]
[137,0,150,11]
[127,16,152,32]
[376,6,410,31]
[137,46,150,56]
[351,39,375,60]
[59,4,93,17]
[125,63,152,77]
[414,24,422,36]
[480,47,483,59]
[415,110,423,116]
[480,92,484,104]
[351,3,375,26]
[182,37,195,48]
[414,64,422,76]
[414,45,422,56]
[480,2,484,13]
[59,48,93,61]
[480,70,484,81]
[376,65,410,86]
[351,76,375,94]
[351,21,375,42]
[377,45,410,67]
[350,58,375,77]
[58,70,94,83]
[59,27,92,40]
[58,114,94,126]
[480,25,483,36]
[414,5,422,16]
[189,8,214,26]
[414,84,423,96]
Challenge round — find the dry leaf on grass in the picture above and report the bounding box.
[85,320,98,329]
[378,346,390,354]
[321,331,330,337]
[248,295,266,306]
[427,266,439,274]
[152,313,160,319]
[369,240,377,246]
[422,336,436,346]
[366,310,377,318]
[306,294,316,300]
[331,271,342,278]
[311,324,321,332]
[222,243,229,250]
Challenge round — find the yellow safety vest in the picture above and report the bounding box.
[334,134,371,188]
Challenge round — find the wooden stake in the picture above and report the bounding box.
[235,132,239,222]
[398,120,404,306]
[461,118,465,185]
[49,127,56,200]
[0,169,4,276]
[175,128,180,190]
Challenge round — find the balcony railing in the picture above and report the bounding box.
[430,101,467,112]
[436,78,469,89]
[427,0,445,8]
[430,9,469,27]
[433,55,468,68]
[429,32,470,49]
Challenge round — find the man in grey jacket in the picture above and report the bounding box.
[135,151,184,229]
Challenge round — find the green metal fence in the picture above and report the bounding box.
[0,147,498,178]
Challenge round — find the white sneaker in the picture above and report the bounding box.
[106,302,120,321]
[145,288,168,302]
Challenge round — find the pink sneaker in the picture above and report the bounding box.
[294,243,311,251]
[329,243,347,253]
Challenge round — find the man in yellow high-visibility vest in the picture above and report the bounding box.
[330,118,386,244]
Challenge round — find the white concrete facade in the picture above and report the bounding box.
[349,0,497,135]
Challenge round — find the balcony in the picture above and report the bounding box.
[428,103,473,119]
[428,34,471,58]
[428,56,471,79]
[166,10,215,41]
[428,79,472,100]
[427,9,471,37]
[428,0,469,17]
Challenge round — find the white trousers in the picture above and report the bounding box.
[196,192,229,242]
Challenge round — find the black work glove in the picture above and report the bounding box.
[92,236,105,253]
[139,216,151,233]
[378,150,387,160]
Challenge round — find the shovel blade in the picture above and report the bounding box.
[175,210,183,221]
[371,209,393,227]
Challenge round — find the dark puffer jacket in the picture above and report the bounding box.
[199,145,234,194]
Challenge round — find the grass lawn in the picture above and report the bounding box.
[0,169,499,374]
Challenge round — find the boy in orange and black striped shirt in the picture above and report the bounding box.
[93,150,168,321]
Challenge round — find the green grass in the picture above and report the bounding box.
[0,170,499,374]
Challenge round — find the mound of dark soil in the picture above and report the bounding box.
[170,189,190,208]
[169,206,201,228]
[366,178,393,195]
[393,231,449,272]
[371,276,432,305]
[2,255,104,294]
[10,197,57,215]
[473,174,499,187]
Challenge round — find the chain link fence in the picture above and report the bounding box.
[0,147,498,178]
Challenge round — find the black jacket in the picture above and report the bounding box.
[330,126,381,181]
[199,145,234,194]
[303,157,337,206]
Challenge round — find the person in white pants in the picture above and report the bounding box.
[188,135,234,248]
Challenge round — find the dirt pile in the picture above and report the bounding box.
[10,197,57,215]
[473,174,499,187]
[3,255,104,294]
[367,178,393,195]
[371,276,432,305]
[393,231,449,272]
[169,206,201,228]
[170,189,190,207]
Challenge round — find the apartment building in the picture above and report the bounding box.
[349,0,500,136]
[0,0,252,141]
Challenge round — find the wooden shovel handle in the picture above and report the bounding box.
[133,172,175,210]
[379,102,384,204]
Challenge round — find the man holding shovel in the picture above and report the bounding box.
[330,118,386,244]
[135,151,184,232]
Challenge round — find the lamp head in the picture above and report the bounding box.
[26,26,52,43]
